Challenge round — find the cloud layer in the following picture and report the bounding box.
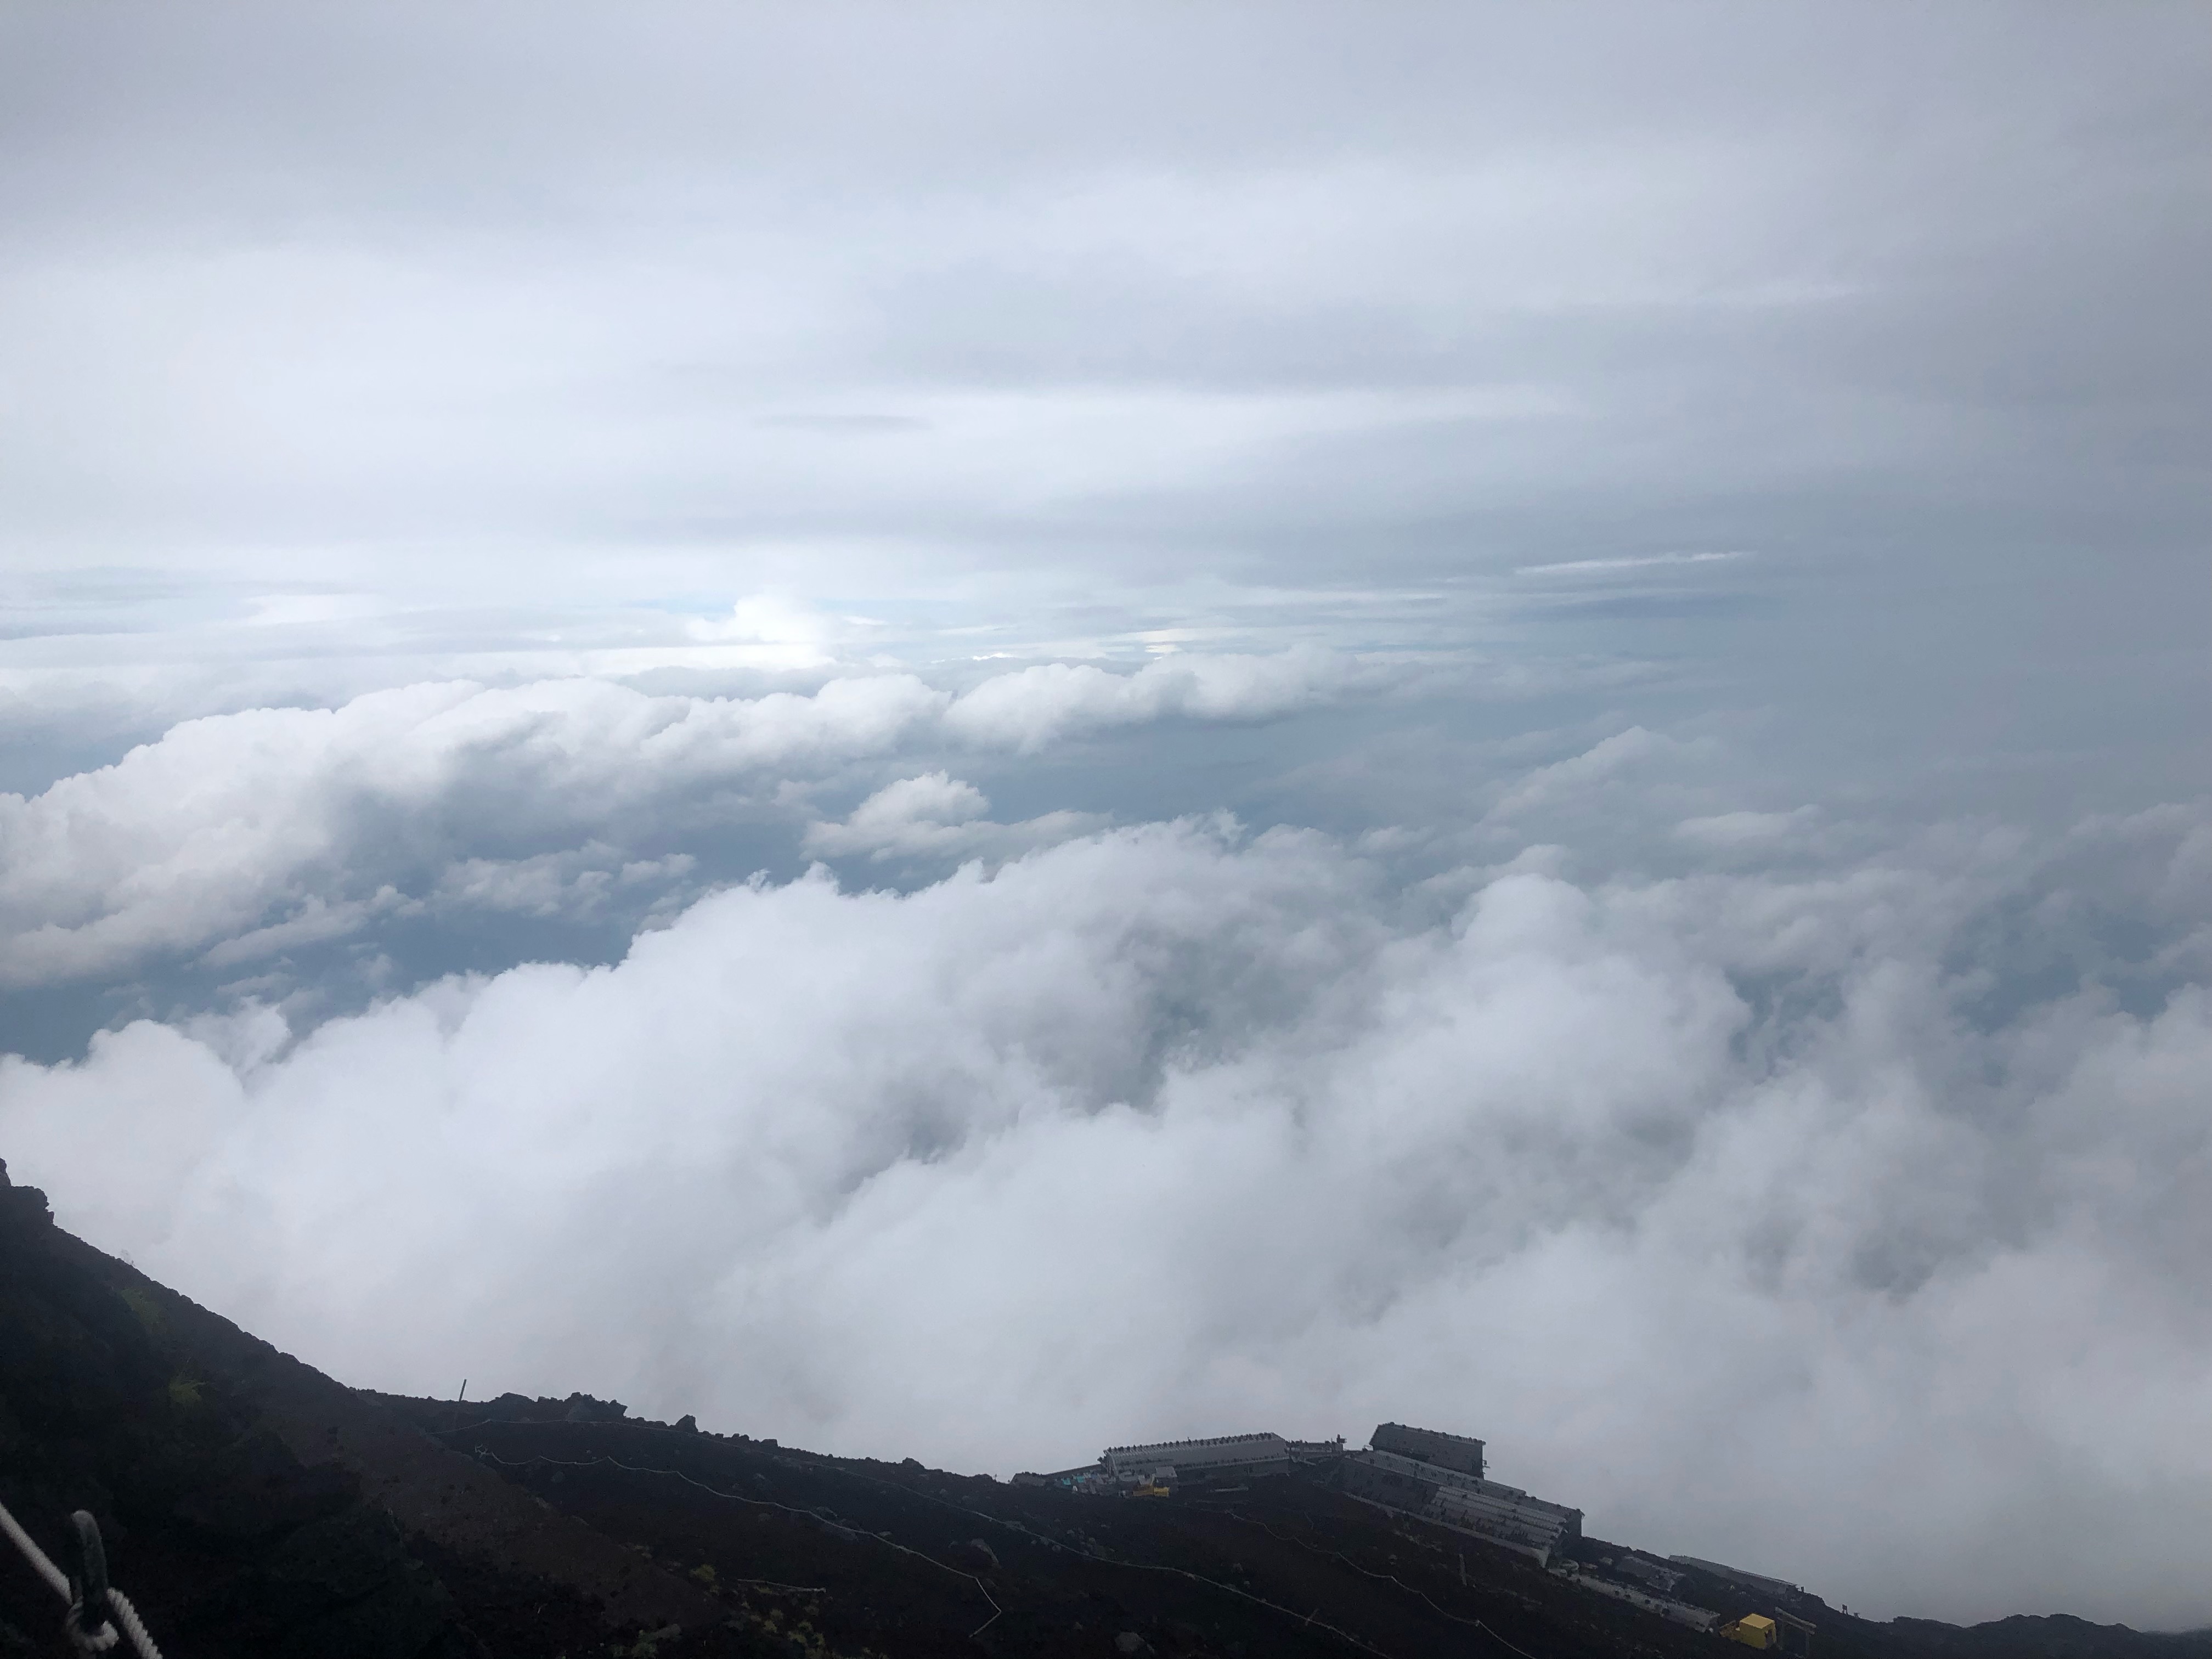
[0,651,1374,991]
[4,798,2205,1627]
[3,4,2203,802]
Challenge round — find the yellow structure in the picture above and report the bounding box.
[1724,1615,1779,1649]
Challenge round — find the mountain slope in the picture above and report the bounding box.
[3,1160,2203,1659]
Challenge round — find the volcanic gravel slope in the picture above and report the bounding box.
[366,1400,2212,1659]
[4,1166,2209,1659]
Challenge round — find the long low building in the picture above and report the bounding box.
[1102,1431,1291,1482]
[1372,1422,1486,1480]
[1668,1556,1804,1600]
[1342,1446,1583,1566]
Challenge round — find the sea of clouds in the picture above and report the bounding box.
[1,658,2205,1628]
[2,0,2205,1633]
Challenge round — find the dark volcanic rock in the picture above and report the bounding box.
[560,1392,630,1423]
[1,1163,714,1656]
[1,1158,483,1658]
[187,1504,481,1659]
[1885,1615,2212,1659]
[169,1427,357,1542]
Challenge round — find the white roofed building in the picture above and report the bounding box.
[1102,1432,1290,1483]
[1341,1446,1582,1566]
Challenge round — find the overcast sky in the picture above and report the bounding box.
[1,1,2207,1631]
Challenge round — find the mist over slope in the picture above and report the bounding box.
[9,1164,2205,1658]
[3,684,2205,1627]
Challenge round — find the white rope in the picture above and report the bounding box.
[63,1597,121,1655]
[76,1588,161,1658]
[0,1492,68,1600]
[0,1495,165,1658]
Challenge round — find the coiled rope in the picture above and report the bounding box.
[0,1497,164,1658]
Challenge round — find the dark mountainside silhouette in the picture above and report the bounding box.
[3,1160,2205,1659]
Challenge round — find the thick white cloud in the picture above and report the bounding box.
[0,674,921,985]
[800,772,1102,863]
[3,805,2205,1628]
[941,646,1371,752]
[0,653,1363,986]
